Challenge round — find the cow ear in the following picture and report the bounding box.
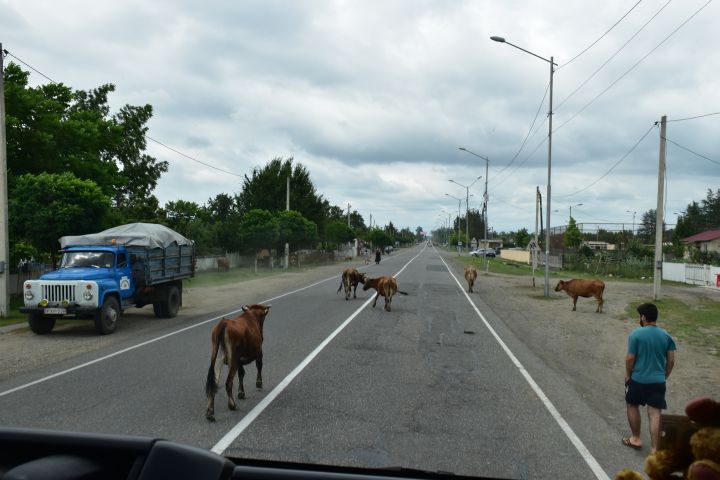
[264,305,271,315]
[241,305,249,312]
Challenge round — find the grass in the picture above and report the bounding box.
[0,296,27,327]
[623,298,720,356]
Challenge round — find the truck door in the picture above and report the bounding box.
[115,252,135,301]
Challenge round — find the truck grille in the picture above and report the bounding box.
[42,284,76,303]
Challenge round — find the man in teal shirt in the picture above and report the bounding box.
[623,303,676,452]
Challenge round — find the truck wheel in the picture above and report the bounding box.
[165,286,181,318]
[94,297,120,335]
[152,302,165,318]
[28,313,55,334]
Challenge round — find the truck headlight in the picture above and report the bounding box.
[83,290,93,301]
[24,290,34,300]
[39,299,49,307]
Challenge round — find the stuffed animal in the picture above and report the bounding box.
[614,396,720,480]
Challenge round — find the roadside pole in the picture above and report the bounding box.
[0,44,10,317]
[653,116,667,300]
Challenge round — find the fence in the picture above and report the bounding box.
[662,261,720,287]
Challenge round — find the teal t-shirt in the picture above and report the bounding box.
[628,325,677,384]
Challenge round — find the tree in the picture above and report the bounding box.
[324,220,354,250]
[563,217,583,248]
[237,210,279,254]
[9,172,112,264]
[515,228,530,249]
[277,210,318,251]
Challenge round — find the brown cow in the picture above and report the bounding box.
[336,268,367,300]
[554,279,605,313]
[464,266,478,293]
[362,276,408,311]
[205,303,271,421]
[217,257,230,271]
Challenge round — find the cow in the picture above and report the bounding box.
[336,268,367,300]
[217,257,230,271]
[362,276,408,312]
[205,304,271,421]
[554,279,605,313]
[464,266,478,293]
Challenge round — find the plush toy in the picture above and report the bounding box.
[614,396,720,480]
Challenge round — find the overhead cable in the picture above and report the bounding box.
[665,137,720,166]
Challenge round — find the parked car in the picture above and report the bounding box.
[470,248,496,258]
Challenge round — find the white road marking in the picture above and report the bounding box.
[438,254,611,480]
[211,247,426,454]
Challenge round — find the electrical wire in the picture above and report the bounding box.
[668,112,720,122]
[554,0,713,134]
[665,137,720,166]
[555,0,672,111]
[3,47,240,177]
[556,123,657,198]
[557,0,644,71]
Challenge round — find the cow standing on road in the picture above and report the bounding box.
[464,266,478,293]
[363,276,408,312]
[336,268,367,300]
[554,279,605,313]
[205,304,271,421]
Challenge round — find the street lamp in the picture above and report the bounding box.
[626,210,637,235]
[449,176,482,255]
[492,35,557,298]
[459,148,491,273]
[570,203,582,220]
[445,193,464,255]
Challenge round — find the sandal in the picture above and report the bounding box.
[622,437,642,450]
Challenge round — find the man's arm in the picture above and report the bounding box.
[665,350,675,380]
[625,353,636,382]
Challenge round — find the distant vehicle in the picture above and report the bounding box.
[470,248,496,258]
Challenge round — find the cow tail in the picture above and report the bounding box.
[205,322,227,397]
[396,290,409,296]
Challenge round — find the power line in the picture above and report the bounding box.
[665,137,720,166]
[555,0,672,111]
[557,0,644,70]
[556,123,657,198]
[554,0,713,134]
[3,47,239,177]
[668,112,720,122]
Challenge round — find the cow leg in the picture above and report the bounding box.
[237,364,246,400]
[597,295,603,313]
[572,295,578,311]
[385,294,392,312]
[352,283,357,299]
[255,355,263,389]
[372,292,380,308]
[226,361,238,410]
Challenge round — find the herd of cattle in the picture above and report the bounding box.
[204,261,606,420]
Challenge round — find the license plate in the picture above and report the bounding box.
[44,308,67,315]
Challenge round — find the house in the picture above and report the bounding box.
[683,229,720,254]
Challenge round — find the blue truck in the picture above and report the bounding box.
[20,223,195,335]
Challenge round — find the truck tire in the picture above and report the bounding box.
[165,285,181,318]
[153,285,180,318]
[28,313,55,335]
[94,297,120,335]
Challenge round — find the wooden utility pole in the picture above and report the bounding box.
[653,116,667,300]
[284,176,289,269]
[0,44,10,317]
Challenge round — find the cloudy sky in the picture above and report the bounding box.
[3,0,718,237]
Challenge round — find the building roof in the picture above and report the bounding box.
[683,229,720,243]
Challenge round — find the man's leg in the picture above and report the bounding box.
[626,403,643,447]
[647,406,662,452]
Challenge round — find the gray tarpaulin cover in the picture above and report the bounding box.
[59,223,194,249]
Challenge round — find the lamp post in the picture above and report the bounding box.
[626,210,637,235]
[570,203,582,220]
[450,176,482,255]
[492,35,556,298]
[459,148,490,272]
[445,193,463,255]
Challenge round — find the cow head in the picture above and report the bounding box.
[554,280,566,292]
[242,304,271,318]
[362,278,376,291]
[357,272,367,284]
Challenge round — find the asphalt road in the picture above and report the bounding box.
[0,245,645,479]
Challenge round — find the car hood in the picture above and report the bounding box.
[40,269,111,281]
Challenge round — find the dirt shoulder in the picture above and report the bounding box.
[445,254,720,429]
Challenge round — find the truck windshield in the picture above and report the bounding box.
[61,251,115,269]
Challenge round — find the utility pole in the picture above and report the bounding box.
[483,158,489,273]
[347,203,351,228]
[653,116,667,300]
[0,44,9,317]
[284,176,290,269]
[533,187,540,288]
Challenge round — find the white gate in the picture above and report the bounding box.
[685,264,710,285]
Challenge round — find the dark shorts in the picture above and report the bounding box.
[625,379,667,409]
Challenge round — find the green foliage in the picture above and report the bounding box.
[563,217,583,248]
[626,238,652,258]
[238,209,279,254]
[277,210,318,250]
[9,172,112,261]
[325,220,354,249]
[515,228,530,249]
[368,229,392,249]
[579,244,594,258]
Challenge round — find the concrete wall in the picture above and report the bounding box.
[501,249,530,264]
